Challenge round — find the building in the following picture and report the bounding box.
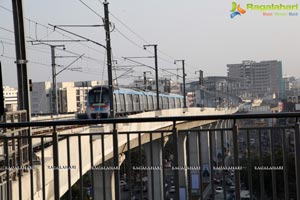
[3,86,18,111]
[30,82,52,114]
[282,76,300,98]
[31,80,106,115]
[227,60,283,99]
[131,77,174,93]
[186,77,242,108]
[55,82,77,113]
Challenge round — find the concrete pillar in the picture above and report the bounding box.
[144,139,164,200]
[188,131,201,198]
[178,133,188,199]
[93,168,115,200]
[201,124,211,183]
[93,154,125,200]
[215,121,223,164]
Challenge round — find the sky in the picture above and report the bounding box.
[0,0,300,87]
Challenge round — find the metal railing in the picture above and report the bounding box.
[0,112,300,200]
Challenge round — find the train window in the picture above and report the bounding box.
[126,94,133,112]
[88,89,109,105]
[153,95,156,110]
[119,94,125,112]
[139,95,144,111]
[145,95,149,110]
[165,97,169,109]
[114,94,117,112]
[142,95,147,110]
[134,95,139,103]
[163,97,167,109]
[159,97,163,109]
[148,95,153,110]
[120,94,124,112]
[170,98,175,108]
[176,98,180,108]
[133,94,140,111]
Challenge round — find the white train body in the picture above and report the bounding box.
[86,86,184,119]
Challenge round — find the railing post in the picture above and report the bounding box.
[270,128,277,200]
[113,123,120,200]
[282,128,289,200]
[53,126,60,200]
[89,135,95,200]
[208,126,215,200]
[78,135,83,200]
[4,137,11,200]
[232,120,241,200]
[246,130,253,200]
[28,128,34,200]
[258,129,265,199]
[294,121,300,200]
[17,137,23,200]
[172,121,180,200]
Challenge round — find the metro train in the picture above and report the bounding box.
[86,86,184,119]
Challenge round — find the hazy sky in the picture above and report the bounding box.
[1,0,300,87]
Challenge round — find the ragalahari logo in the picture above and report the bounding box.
[230,2,246,18]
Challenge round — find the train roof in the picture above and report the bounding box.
[90,85,183,98]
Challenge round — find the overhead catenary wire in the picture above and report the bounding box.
[0,4,107,83]
[0,4,107,57]
[76,0,195,83]
[1,2,197,85]
[108,8,199,76]
[78,0,104,20]
[109,11,190,67]
[0,37,104,66]
[72,1,186,77]
[0,45,104,76]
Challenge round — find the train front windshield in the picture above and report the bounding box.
[88,89,109,106]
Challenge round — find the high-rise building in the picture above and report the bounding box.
[227,60,283,99]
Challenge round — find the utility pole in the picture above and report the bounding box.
[30,42,65,115]
[50,45,65,115]
[174,60,187,108]
[11,0,31,121]
[144,44,160,110]
[104,1,114,118]
[195,70,204,107]
[104,2,120,200]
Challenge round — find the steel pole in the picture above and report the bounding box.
[104,1,114,118]
[154,45,160,110]
[144,71,147,90]
[51,46,58,115]
[11,0,31,121]
[182,60,186,108]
